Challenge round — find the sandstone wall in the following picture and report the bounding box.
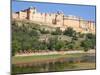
[12,13,19,19]
[12,7,96,34]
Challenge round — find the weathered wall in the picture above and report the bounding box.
[12,7,95,34]
[18,11,27,20]
[12,12,19,19]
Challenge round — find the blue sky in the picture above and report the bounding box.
[12,1,96,21]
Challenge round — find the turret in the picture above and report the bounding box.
[27,6,37,20]
[55,10,64,26]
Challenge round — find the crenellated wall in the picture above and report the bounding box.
[12,7,95,34]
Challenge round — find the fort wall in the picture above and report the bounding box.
[12,7,95,34]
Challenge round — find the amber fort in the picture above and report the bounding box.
[12,6,95,33]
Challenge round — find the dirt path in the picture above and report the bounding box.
[15,49,95,57]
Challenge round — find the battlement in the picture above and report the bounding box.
[12,7,95,34]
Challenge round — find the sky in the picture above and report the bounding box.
[12,0,96,21]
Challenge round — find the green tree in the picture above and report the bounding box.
[47,37,57,50]
[63,27,76,37]
[55,41,65,50]
[81,39,93,52]
[12,40,21,56]
[85,33,96,49]
[67,43,74,50]
[86,33,95,39]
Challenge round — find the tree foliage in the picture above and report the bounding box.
[63,27,76,37]
[12,20,96,56]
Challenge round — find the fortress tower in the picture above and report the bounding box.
[27,6,37,20]
[55,11,64,26]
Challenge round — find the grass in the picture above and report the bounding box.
[12,53,86,64]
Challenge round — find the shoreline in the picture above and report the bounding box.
[15,50,95,57]
[12,52,95,64]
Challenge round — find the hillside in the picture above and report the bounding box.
[12,19,96,56]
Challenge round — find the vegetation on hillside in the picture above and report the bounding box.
[12,20,96,56]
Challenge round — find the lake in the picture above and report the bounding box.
[12,55,96,74]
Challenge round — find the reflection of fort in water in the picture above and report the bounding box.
[15,55,95,67]
[13,55,95,73]
[12,6,95,33]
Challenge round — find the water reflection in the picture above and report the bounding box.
[12,55,96,74]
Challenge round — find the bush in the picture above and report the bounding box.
[51,27,62,35]
[40,28,50,34]
[63,27,76,37]
[81,39,93,51]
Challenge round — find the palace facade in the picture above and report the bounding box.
[12,7,95,33]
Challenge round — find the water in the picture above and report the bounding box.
[12,55,96,74]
